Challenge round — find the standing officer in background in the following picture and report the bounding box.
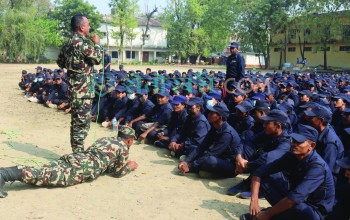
[57,14,102,153]
[104,49,112,72]
[226,42,245,82]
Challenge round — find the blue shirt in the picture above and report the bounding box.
[185,122,241,169]
[254,150,335,214]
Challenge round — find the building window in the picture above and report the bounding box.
[288,47,296,52]
[320,47,330,51]
[304,47,312,52]
[141,34,150,40]
[126,51,136,59]
[340,46,350,51]
[274,48,281,52]
[111,51,118,58]
[156,52,165,57]
[289,29,297,39]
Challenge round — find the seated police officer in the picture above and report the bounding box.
[178,102,240,178]
[154,95,188,148]
[304,104,344,180]
[228,110,291,197]
[241,124,335,220]
[168,97,210,158]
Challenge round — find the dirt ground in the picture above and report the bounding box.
[0,64,268,220]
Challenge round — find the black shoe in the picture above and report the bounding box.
[0,166,23,198]
[227,177,251,195]
[154,140,167,148]
[240,213,251,220]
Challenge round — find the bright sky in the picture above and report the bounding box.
[85,0,168,14]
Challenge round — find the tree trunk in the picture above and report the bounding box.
[278,49,283,70]
[196,54,201,65]
[177,52,181,65]
[186,55,190,65]
[141,45,143,65]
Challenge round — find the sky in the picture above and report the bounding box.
[85,0,168,14]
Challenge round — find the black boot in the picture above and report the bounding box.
[0,166,23,198]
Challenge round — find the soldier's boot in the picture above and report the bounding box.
[0,166,23,198]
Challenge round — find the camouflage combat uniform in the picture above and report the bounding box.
[57,33,102,153]
[21,137,130,186]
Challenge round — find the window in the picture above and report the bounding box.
[156,52,165,57]
[274,48,281,52]
[111,51,118,58]
[320,47,330,51]
[289,29,297,39]
[126,51,136,59]
[304,29,311,36]
[288,47,296,52]
[340,46,350,51]
[304,47,312,52]
[141,34,150,40]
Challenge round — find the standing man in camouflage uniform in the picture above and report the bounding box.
[57,14,102,153]
[0,126,138,198]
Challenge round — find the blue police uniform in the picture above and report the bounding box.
[316,124,344,178]
[254,150,335,220]
[184,121,240,177]
[170,112,210,156]
[227,113,255,135]
[112,96,128,120]
[104,54,112,72]
[47,81,69,105]
[226,50,245,82]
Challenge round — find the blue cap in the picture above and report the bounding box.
[119,64,124,68]
[253,100,270,110]
[233,90,245,96]
[298,101,317,109]
[36,66,42,70]
[172,95,187,105]
[336,157,350,169]
[187,97,204,106]
[115,85,126,92]
[277,101,294,112]
[45,74,52,80]
[291,124,318,143]
[230,42,239,48]
[136,89,147,95]
[156,90,170,97]
[207,92,222,101]
[207,102,230,120]
[299,90,312,97]
[150,71,158,77]
[304,104,332,121]
[261,109,288,124]
[235,101,253,113]
[287,81,298,87]
[251,93,266,100]
[54,74,61,79]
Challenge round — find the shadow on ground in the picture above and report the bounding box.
[4,141,61,160]
[200,199,249,220]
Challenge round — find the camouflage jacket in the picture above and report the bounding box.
[57,33,102,99]
[61,137,131,179]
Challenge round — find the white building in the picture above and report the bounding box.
[99,16,168,63]
[44,17,169,64]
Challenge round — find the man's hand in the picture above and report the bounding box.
[173,143,184,152]
[249,199,261,218]
[126,122,133,127]
[127,160,138,171]
[139,132,147,140]
[236,157,248,174]
[178,162,189,174]
[157,132,164,138]
[91,33,100,44]
[168,142,177,151]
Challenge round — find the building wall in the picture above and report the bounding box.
[98,23,168,63]
[270,43,350,69]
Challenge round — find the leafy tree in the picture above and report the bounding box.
[0,0,60,62]
[109,0,139,63]
[51,0,103,39]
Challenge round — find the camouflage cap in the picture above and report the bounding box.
[118,126,136,139]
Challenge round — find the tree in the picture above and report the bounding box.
[51,0,103,39]
[160,0,191,65]
[0,0,60,62]
[141,7,157,65]
[109,0,139,63]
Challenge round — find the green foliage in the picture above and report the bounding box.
[51,0,103,39]
[109,0,139,62]
[0,0,60,61]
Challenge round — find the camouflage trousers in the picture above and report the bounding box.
[21,154,105,187]
[70,98,92,153]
